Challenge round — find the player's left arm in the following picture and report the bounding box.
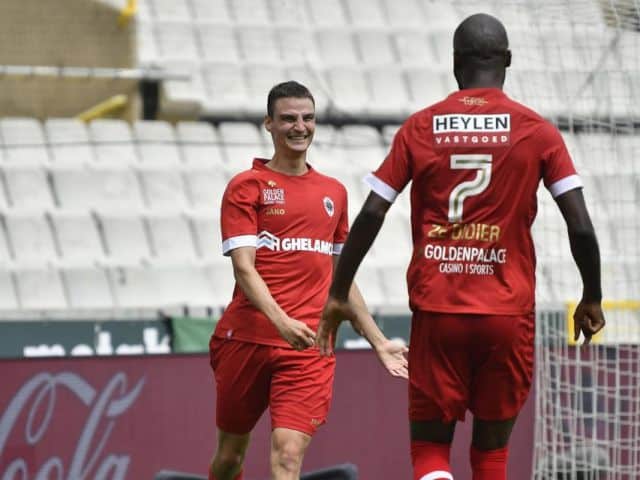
[555,187,605,345]
[324,256,408,378]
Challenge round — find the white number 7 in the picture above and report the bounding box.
[448,154,492,223]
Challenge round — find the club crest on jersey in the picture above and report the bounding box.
[323,196,335,217]
[263,184,285,205]
[432,113,511,148]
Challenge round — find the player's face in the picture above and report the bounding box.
[265,97,315,155]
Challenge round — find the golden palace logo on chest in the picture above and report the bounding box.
[263,181,285,205]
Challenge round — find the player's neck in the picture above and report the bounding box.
[456,69,505,91]
[266,152,309,176]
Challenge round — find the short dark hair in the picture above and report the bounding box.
[267,81,315,118]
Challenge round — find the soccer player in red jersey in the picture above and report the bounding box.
[208,81,408,480]
[317,14,606,480]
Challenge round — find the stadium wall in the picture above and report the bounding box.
[0,352,534,479]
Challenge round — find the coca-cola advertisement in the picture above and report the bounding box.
[0,353,533,480]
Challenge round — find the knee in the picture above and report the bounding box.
[272,438,306,473]
[213,446,246,474]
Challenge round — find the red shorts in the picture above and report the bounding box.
[210,337,336,436]
[409,311,534,423]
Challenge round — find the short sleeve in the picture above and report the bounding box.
[364,121,413,203]
[220,177,260,255]
[539,123,582,198]
[332,185,349,255]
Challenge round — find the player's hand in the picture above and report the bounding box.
[274,315,316,350]
[374,339,409,379]
[573,299,605,346]
[317,295,355,356]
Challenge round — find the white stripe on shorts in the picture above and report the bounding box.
[419,471,454,480]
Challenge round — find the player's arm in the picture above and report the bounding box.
[229,246,316,350]
[555,188,605,344]
[317,191,392,350]
[326,256,408,378]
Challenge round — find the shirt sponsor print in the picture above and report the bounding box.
[433,113,511,148]
[256,231,334,255]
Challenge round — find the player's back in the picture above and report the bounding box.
[372,87,579,315]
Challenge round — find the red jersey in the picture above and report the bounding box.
[215,158,349,347]
[367,88,581,315]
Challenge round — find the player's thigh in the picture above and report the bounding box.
[469,313,534,421]
[409,312,473,424]
[210,337,272,434]
[269,347,336,436]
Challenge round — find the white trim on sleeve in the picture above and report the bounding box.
[332,243,344,255]
[363,173,399,203]
[548,174,582,198]
[222,235,257,256]
[419,471,454,480]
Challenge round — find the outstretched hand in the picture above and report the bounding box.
[317,295,358,356]
[573,300,605,345]
[374,339,409,379]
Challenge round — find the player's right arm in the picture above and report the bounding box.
[555,188,605,345]
[229,246,316,350]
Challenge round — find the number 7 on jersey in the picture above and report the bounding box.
[448,154,493,223]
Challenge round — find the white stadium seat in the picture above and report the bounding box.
[145,212,197,261]
[190,0,230,22]
[62,266,115,309]
[2,165,54,209]
[367,68,411,117]
[237,26,281,64]
[306,0,347,27]
[184,165,229,211]
[0,269,19,309]
[229,0,272,24]
[276,28,321,66]
[244,64,289,116]
[357,31,396,66]
[326,67,370,116]
[4,211,57,264]
[97,212,152,265]
[137,165,190,210]
[45,118,92,164]
[383,0,426,27]
[316,28,359,66]
[268,0,311,26]
[49,210,105,264]
[354,262,387,308]
[202,62,249,116]
[405,68,450,110]
[0,118,49,164]
[154,22,200,61]
[188,211,223,260]
[133,120,182,165]
[148,0,191,20]
[176,122,226,166]
[198,24,241,63]
[89,119,138,164]
[394,31,439,67]
[343,0,387,27]
[14,266,67,309]
[204,260,236,306]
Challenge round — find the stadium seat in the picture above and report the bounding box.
[158,62,206,119]
[188,211,223,260]
[337,125,386,171]
[184,165,229,211]
[218,121,268,168]
[14,266,68,309]
[422,1,461,30]
[343,0,387,27]
[276,28,321,66]
[136,21,159,66]
[148,0,191,20]
[237,26,281,64]
[201,62,249,117]
[89,119,138,164]
[394,30,439,67]
[405,68,450,111]
[49,210,105,264]
[306,0,348,27]
[367,68,411,117]
[190,0,230,22]
[354,262,387,307]
[197,24,241,63]
[145,212,197,261]
[244,64,289,116]
[134,120,182,165]
[62,266,115,309]
[2,165,54,209]
[0,118,49,164]
[154,22,200,62]
[0,220,13,265]
[51,165,145,210]
[176,122,225,166]
[268,0,312,26]
[204,259,237,306]
[370,212,413,265]
[0,269,19,309]
[138,165,190,210]
[316,28,360,67]
[4,211,57,264]
[96,212,152,264]
[229,0,272,24]
[45,118,92,164]
[356,30,396,66]
[325,67,370,116]
[383,0,426,27]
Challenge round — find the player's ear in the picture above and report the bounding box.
[505,50,512,68]
[264,115,272,132]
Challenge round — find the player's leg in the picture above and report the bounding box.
[209,429,250,480]
[270,427,312,479]
[409,312,472,480]
[209,338,272,480]
[269,346,336,479]
[468,314,534,480]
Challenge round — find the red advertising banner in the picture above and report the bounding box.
[0,353,533,479]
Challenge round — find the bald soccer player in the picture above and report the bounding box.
[317,14,605,480]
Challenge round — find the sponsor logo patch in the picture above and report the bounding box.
[256,230,334,255]
[323,196,335,217]
[432,113,511,148]
[263,187,285,205]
